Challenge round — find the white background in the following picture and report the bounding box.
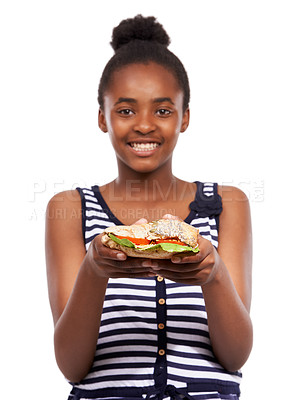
[1,1,292,399]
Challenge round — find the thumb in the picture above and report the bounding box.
[133,218,148,225]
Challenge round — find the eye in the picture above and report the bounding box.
[117,108,134,116]
[156,108,172,116]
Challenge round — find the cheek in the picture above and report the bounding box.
[107,112,129,136]
[169,132,180,151]
[108,132,122,152]
[166,121,181,143]
[165,111,184,135]
[107,121,128,154]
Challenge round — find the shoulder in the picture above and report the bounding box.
[217,185,251,236]
[46,189,82,217]
[47,189,82,206]
[46,189,83,240]
[218,185,249,203]
[218,185,250,216]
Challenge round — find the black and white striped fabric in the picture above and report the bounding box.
[69,182,241,400]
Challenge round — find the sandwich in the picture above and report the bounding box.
[101,219,200,259]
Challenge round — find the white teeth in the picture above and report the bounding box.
[130,142,159,151]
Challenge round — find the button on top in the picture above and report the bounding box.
[157,276,164,282]
[158,298,165,305]
[158,323,165,330]
[158,349,165,356]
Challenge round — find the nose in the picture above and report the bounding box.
[133,112,156,135]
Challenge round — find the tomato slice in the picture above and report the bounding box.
[116,235,151,245]
[155,239,187,246]
[115,236,187,246]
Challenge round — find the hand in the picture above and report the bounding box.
[144,234,221,286]
[86,218,156,279]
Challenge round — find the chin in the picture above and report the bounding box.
[117,149,172,175]
[130,162,161,174]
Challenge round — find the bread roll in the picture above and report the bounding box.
[101,219,199,259]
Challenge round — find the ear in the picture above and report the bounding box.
[180,108,190,132]
[98,109,108,133]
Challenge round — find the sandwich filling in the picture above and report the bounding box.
[108,233,200,253]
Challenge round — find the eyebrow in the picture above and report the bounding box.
[114,97,175,106]
[153,97,175,105]
[114,97,137,106]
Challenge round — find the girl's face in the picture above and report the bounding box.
[99,62,189,174]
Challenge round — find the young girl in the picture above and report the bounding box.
[46,15,253,400]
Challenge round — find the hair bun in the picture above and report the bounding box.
[111,15,171,52]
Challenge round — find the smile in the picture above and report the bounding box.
[129,142,160,152]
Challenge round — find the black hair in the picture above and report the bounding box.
[98,15,190,111]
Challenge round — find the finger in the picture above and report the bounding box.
[120,267,156,275]
[133,218,148,225]
[171,252,203,264]
[103,262,156,276]
[109,271,157,279]
[141,258,198,274]
[108,257,155,270]
[156,269,201,282]
[162,214,182,221]
[152,262,201,273]
[100,247,127,261]
[106,266,151,274]
[171,236,213,264]
[95,234,127,260]
[142,259,177,271]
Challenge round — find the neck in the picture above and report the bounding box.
[112,159,179,203]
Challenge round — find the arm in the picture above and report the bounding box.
[46,192,154,382]
[45,190,108,383]
[149,187,253,371]
[202,185,253,371]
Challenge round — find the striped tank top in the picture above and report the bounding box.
[69,182,241,400]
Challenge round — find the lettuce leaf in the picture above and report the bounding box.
[108,234,199,253]
[158,242,199,253]
[109,234,135,248]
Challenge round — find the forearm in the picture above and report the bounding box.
[54,257,108,383]
[202,260,253,372]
